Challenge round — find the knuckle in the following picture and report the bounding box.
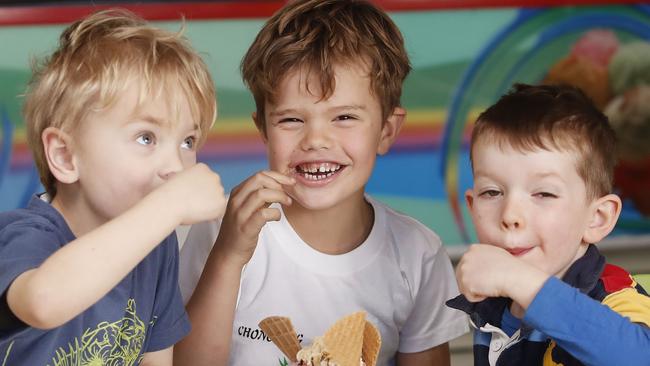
[254,189,266,200]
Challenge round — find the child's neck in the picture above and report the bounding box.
[283,197,374,255]
[50,186,102,238]
[509,302,526,319]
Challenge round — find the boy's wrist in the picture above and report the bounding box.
[133,189,184,233]
[211,240,250,270]
[507,263,549,310]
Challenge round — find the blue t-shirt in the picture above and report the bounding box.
[0,196,190,365]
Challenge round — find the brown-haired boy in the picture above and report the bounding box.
[0,10,226,364]
[176,0,468,365]
[447,83,650,365]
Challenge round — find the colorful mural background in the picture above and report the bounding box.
[1,2,649,248]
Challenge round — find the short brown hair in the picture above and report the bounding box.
[470,83,617,199]
[24,9,216,197]
[241,0,411,134]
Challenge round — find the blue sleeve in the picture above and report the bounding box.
[145,235,191,351]
[524,277,650,366]
[0,223,59,296]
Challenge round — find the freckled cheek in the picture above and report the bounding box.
[267,149,289,171]
[471,209,501,242]
[470,206,493,224]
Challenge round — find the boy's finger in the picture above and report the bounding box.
[242,207,282,236]
[235,188,292,222]
[260,170,296,186]
[229,172,292,207]
[241,171,293,193]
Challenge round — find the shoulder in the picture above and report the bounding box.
[0,206,62,242]
[370,197,443,254]
[600,264,637,294]
[595,263,650,327]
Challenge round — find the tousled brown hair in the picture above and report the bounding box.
[24,9,216,197]
[471,83,617,199]
[240,0,411,134]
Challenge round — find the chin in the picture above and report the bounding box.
[292,198,339,212]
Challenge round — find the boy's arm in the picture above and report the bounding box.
[524,277,650,366]
[7,163,225,329]
[457,244,650,365]
[396,343,450,366]
[175,244,245,365]
[141,347,173,366]
[174,171,294,366]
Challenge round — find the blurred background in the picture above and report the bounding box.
[1,1,650,363]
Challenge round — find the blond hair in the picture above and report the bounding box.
[23,9,216,196]
[241,0,411,134]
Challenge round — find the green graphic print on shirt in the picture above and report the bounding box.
[2,299,147,366]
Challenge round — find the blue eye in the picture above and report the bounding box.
[182,136,196,150]
[136,133,155,145]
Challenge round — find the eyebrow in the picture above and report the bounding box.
[131,114,199,131]
[269,109,300,117]
[531,171,565,181]
[269,104,367,117]
[138,114,168,126]
[473,170,565,184]
[330,105,367,113]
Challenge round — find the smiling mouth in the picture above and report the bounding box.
[295,162,343,181]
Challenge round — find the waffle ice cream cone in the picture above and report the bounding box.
[264,311,382,366]
[362,321,381,366]
[322,312,366,366]
[259,316,301,362]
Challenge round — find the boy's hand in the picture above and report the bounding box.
[455,244,548,308]
[157,163,227,225]
[216,171,295,266]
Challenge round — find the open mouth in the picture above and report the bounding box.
[295,162,343,181]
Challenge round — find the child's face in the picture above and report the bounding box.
[71,83,199,227]
[260,63,398,211]
[466,140,596,279]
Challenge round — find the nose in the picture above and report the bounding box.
[159,148,184,180]
[501,195,524,230]
[300,121,331,151]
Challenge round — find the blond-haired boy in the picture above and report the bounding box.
[447,83,650,365]
[176,1,468,365]
[0,10,226,364]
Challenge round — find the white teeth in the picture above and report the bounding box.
[297,162,341,175]
[297,162,342,181]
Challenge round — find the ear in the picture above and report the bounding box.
[377,106,405,155]
[42,127,78,184]
[252,112,268,143]
[583,194,622,244]
[465,189,475,211]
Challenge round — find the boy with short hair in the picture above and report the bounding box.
[447,83,650,365]
[0,10,226,364]
[176,0,468,365]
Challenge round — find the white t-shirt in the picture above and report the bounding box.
[179,196,468,366]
